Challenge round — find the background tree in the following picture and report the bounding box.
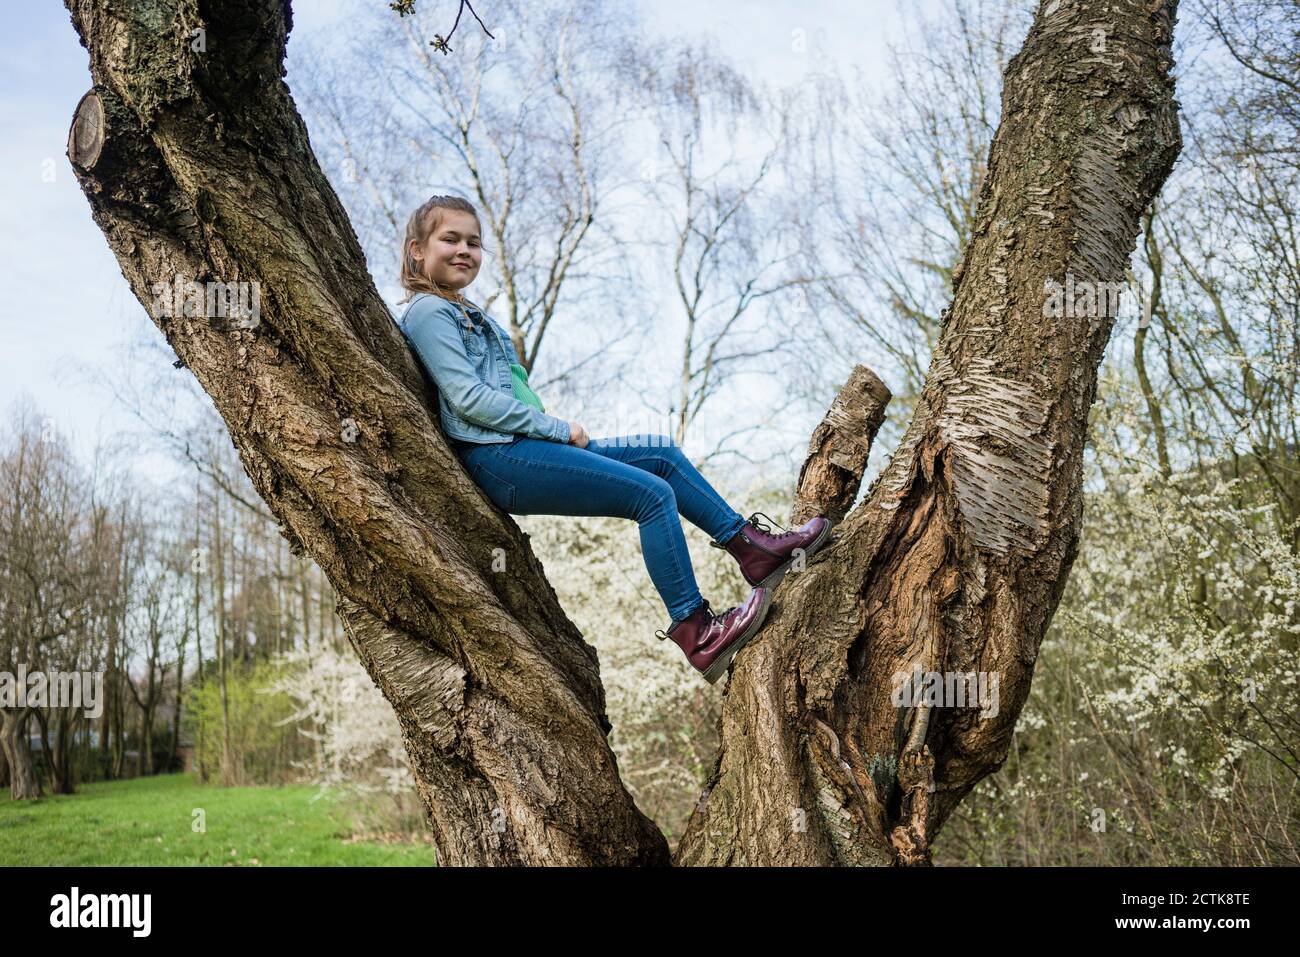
[0,404,95,798]
[617,38,806,459]
[295,0,642,412]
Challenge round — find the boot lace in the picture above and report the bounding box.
[709,511,798,550]
[747,510,797,541]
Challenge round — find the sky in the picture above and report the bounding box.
[0,0,942,488]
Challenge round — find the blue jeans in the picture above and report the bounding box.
[453,434,748,621]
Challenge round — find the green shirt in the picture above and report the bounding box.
[510,362,545,413]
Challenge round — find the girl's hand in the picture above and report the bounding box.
[567,421,589,449]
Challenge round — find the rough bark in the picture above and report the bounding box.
[64,0,665,865]
[64,0,1179,864]
[792,365,891,527]
[674,0,1182,865]
[1,709,41,800]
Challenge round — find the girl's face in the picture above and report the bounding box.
[410,210,482,293]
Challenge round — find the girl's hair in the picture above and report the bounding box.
[398,194,483,304]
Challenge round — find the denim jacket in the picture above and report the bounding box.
[396,292,571,445]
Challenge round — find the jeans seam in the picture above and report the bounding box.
[473,461,518,509]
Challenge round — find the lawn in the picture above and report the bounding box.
[0,773,436,866]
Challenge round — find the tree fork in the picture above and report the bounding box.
[63,0,1180,866]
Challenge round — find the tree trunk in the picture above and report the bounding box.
[193,478,209,783]
[674,0,1182,865]
[52,706,78,794]
[34,707,52,779]
[139,693,154,777]
[170,621,188,772]
[1,708,41,800]
[64,0,1179,864]
[212,480,233,781]
[64,0,665,866]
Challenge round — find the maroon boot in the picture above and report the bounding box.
[711,511,832,589]
[656,587,772,684]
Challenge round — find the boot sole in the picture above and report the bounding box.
[756,520,834,590]
[702,586,774,685]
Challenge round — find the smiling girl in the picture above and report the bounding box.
[394,195,832,684]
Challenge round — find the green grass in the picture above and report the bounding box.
[0,773,436,866]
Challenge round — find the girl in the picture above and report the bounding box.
[394,195,832,684]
